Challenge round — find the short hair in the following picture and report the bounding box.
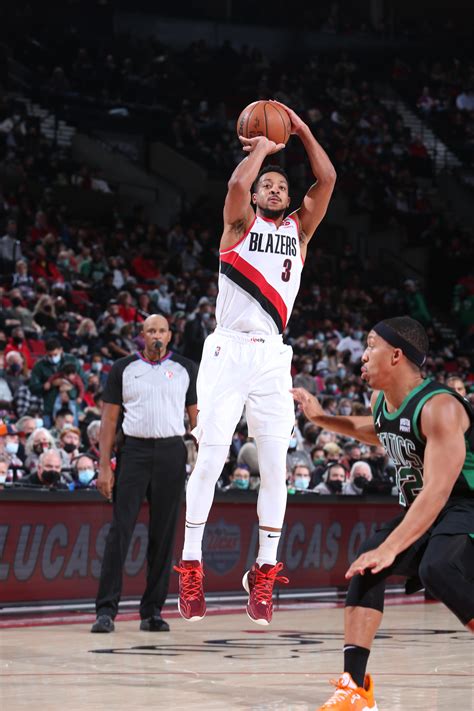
[45,338,61,352]
[378,316,429,356]
[350,460,372,479]
[323,463,346,482]
[252,165,289,193]
[292,463,310,476]
[38,448,61,467]
[87,420,101,438]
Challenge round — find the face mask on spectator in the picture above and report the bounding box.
[327,479,343,493]
[0,340,6,351]
[353,331,363,340]
[288,437,297,450]
[12,334,23,343]
[354,476,369,490]
[8,363,22,374]
[303,363,313,373]
[49,354,61,365]
[346,392,355,399]
[5,442,19,455]
[0,472,6,484]
[312,457,325,466]
[78,469,95,486]
[340,406,352,416]
[337,367,347,379]
[33,442,49,455]
[91,362,103,373]
[63,442,77,454]
[234,478,249,490]
[36,418,44,428]
[295,477,310,490]
[42,469,60,485]
[328,384,338,393]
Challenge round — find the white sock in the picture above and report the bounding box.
[182,443,229,561]
[182,521,206,561]
[257,527,281,567]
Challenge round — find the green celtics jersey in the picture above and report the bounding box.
[373,379,474,508]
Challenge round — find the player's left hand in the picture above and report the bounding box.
[269,100,306,135]
[345,544,396,579]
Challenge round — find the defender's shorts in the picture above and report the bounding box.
[193,326,294,445]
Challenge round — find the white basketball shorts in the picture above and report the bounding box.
[192,326,294,445]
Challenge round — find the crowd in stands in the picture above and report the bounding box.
[0,16,473,496]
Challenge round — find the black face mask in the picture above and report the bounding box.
[327,479,343,493]
[63,442,77,454]
[0,340,6,351]
[354,476,369,490]
[42,469,60,485]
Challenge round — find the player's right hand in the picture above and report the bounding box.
[290,387,325,421]
[97,463,115,501]
[239,135,285,155]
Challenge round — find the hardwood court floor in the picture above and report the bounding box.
[0,602,472,710]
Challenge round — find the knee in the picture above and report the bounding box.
[418,555,444,594]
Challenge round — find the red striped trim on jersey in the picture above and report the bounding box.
[220,251,287,333]
[288,213,305,265]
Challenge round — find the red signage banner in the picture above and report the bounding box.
[0,495,401,604]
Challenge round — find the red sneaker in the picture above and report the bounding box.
[174,560,206,622]
[242,562,289,625]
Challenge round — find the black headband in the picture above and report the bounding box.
[372,322,427,368]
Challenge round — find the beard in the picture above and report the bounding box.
[260,206,286,220]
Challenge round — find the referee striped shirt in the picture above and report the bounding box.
[102,351,197,438]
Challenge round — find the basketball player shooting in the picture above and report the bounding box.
[175,100,336,625]
[292,316,474,710]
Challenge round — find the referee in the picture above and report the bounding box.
[91,314,197,633]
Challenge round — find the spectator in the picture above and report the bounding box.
[5,327,33,370]
[11,260,35,300]
[29,338,86,425]
[237,437,260,476]
[58,426,82,474]
[24,427,55,476]
[310,441,342,487]
[16,415,40,439]
[336,327,365,364]
[21,448,68,489]
[313,463,346,495]
[223,464,251,491]
[287,463,312,494]
[0,423,25,482]
[0,218,22,275]
[85,420,101,459]
[286,431,313,473]
[446,375,467,398]
[0,454,9,487]
[50,408,75,440]
[69,454,97,489]
[293,356,317,395]
[343,460,373,495]
[182,297,213,363]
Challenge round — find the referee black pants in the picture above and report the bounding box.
[95,435,187,620]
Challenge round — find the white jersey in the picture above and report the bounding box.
[216,214,304,335]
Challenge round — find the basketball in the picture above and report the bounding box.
[237,100,292,145]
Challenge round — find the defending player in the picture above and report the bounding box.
[175,101,336,625]
[292,315,474,710]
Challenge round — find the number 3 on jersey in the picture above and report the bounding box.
[281,258,292,282]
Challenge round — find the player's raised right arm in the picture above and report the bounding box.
[221,136,284,250]
[291,387,380,446]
